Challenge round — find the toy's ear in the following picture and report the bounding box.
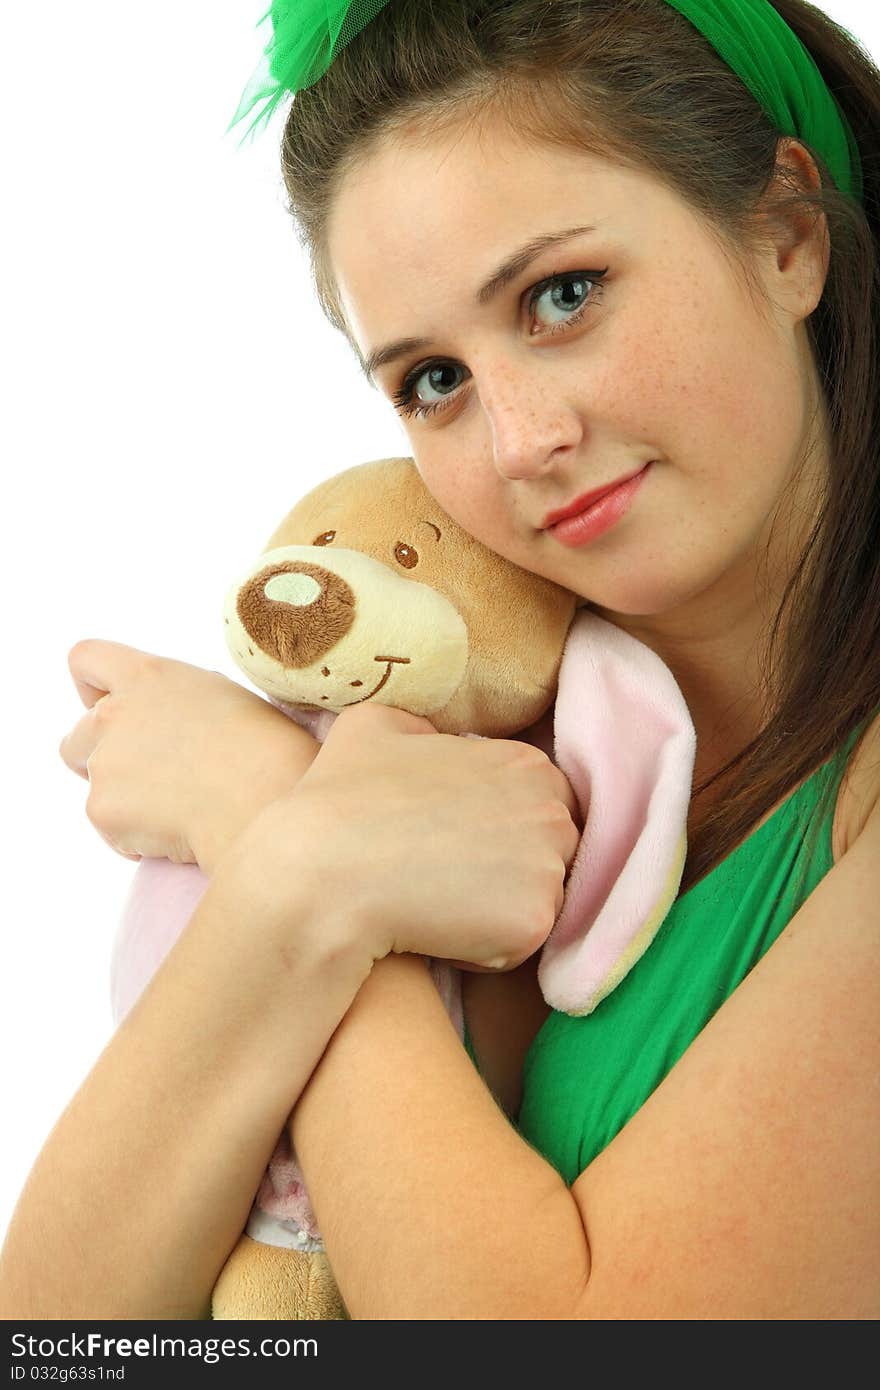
[537,610,696,1016]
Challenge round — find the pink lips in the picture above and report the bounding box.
[544,463,652,548]
[540,465,652,530]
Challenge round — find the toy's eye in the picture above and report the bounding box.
[394,541,419,569]
[313,531,336,546]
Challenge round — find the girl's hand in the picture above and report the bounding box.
[220,702,582,972]
[58,639,319,870]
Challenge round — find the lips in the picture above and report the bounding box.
[541,465,652,529]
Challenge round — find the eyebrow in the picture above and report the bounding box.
[359,224,598,384]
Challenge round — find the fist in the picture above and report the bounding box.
[225,702,582,972]
[58,639,316,867]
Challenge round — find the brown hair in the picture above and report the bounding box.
[278,0,880,895]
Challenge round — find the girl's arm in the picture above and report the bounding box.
[290,802,880,1320]
[0,855,374,1320]
[20,643,577,1318]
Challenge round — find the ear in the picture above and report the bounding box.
[537,610,696,1016]
[764,136,831,319]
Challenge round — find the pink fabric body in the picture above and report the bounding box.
[109,609,694,1238]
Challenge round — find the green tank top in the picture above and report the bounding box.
[463,714,874,1186]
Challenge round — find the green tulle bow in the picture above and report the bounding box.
[228,0,392,136]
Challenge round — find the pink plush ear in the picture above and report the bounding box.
[536,609,696,1016]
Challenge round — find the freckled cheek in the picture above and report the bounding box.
[623,312,789,485]
[413,450,482,522]
[588,314,688,425]
[418,452,514,547]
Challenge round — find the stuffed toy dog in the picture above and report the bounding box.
[111,455,696,1319]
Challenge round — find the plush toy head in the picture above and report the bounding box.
[222,454,579,737]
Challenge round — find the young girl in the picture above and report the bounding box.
[2,0,878,1319]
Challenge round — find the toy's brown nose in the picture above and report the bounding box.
[236,559,356,667]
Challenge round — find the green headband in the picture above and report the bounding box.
[230,0,864,205]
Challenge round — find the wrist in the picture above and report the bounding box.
[193,721,321,876]
[210,801,382,984]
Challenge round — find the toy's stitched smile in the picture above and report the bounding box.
[235,651,411,706]
[335,655,411,705]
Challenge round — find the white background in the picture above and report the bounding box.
[1,2,877,1245]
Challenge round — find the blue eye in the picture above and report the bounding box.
[391,268,608,421]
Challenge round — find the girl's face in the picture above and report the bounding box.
[326,112,828,625]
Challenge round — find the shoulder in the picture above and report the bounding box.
[567,785,880,1317]
[834,708,880,857]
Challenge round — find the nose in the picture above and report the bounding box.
[236,559,356,667]
[478,357,584,480]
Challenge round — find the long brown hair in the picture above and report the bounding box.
[278,0,880,894]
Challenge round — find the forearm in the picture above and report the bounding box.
[290,954,590,1320]
[0,862,371,1320]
